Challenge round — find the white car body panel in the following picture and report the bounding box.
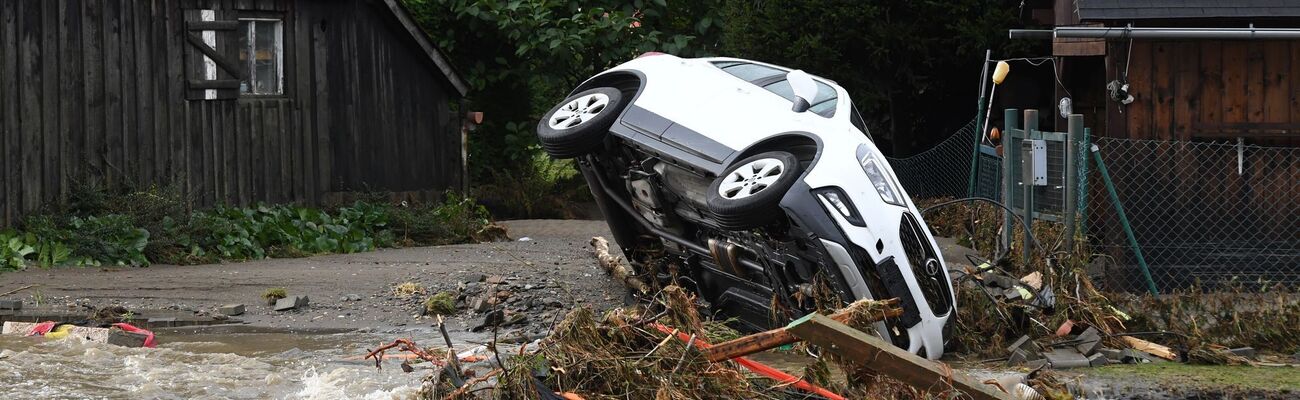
[586,54,955,359]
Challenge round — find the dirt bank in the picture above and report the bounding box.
[0,220,626,337]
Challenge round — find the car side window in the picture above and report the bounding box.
[718,63,783,83]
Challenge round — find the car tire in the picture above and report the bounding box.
[536,87,626,159]
[706,151,801,230]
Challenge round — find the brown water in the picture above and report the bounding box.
[0,330,434,399]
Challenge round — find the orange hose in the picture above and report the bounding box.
[651,323,846,400]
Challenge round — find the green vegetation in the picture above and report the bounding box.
[0,187,499,271]
[262,288,289,304]
[424,291,457,315]
[1089,363,1300,393]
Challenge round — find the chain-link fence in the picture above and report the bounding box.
[887,120,1002,201]
[1085,138,1300,292]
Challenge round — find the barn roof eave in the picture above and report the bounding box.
[380,0,470,97]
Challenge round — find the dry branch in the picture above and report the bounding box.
[589,236,649,293]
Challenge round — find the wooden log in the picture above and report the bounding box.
[703,298,902,362]
[786,313,1011,400]
[1122,336,1178,361]
[589,236,650,294]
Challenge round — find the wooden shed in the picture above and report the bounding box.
[0,0,469,225]
[1022,0,1300,146]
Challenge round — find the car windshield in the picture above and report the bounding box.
[711,60,838,118]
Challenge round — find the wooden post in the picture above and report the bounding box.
[786,314,1012,400]
[702,298,901,362]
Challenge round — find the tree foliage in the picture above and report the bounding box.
[719,0,1035,154]
[402,0,716,176]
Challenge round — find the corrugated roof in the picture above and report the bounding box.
[1076,0,1300,21]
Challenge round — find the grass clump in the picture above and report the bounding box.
[262,288,288,304]
[394,282,426,298]
[423,292,457,315]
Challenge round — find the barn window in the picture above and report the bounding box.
[237,18,284,95]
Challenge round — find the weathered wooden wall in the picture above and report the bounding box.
[0,0,462,226]
[1108,40,1300,147]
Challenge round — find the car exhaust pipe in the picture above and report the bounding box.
[708,238,746,278]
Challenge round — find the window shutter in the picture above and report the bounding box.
[183,8,242,100]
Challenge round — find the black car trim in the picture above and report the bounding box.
[875,256,923,327]
[660,123,734,164]
[619,105,674,140]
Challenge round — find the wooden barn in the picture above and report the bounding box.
[0,0,469,225]
[1012,1,1300,290]
[1019,0,1300,146]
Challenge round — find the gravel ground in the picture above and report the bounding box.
[0,219,627,339]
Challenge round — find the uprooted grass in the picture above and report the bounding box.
[496,286,761,399]
[923,197,1300,358]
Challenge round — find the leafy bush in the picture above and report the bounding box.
[0,232,36,271]
[2,189,498,270]
[386,194,496,245]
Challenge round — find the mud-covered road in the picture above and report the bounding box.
[0,220,627,337]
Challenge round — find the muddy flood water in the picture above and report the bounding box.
[0,330,430,399]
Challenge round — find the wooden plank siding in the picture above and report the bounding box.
[0,0,463,226]
[1114,40,1300,146]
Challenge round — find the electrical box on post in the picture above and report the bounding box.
[1031,139,1047,186]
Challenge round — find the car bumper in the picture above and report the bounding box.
[782,183,954,360]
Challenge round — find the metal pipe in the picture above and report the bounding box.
[586,158,765,274]
[1011,26,1300,40]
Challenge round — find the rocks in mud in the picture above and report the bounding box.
[0,299,22,311]
[338,294,363,302]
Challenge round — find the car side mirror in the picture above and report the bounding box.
[787,70,817,113]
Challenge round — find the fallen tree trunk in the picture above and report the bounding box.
[589,236,650,294]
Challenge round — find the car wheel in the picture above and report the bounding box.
[536,87,626,159]
[706,151,801,230]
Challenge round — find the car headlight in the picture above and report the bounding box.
[813,187,864,226]
[856,144,905,207]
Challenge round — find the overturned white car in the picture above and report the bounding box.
[536,54,955,359]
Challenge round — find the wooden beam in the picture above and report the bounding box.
[184,32,243,79]
[786,313,1011,400]
[703,299,902,362]
[187,79,240,90]
[186,21,238,31]
[1122,336,1178,361]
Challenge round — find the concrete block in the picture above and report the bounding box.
[1087,353,1108,367]
[0,299,22,310]
[275,296,309,311]
[1044,349,1091,369]
[1074,327,1102,356]
[218,304,246,316]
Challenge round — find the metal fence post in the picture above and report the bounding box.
[1064,114,1083,250]
[1091,144,1158,295]
[1021,109,1039,264]
[1001,109,1019,252]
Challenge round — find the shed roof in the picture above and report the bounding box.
[379,0,469,96]
[1076,0,1300,21]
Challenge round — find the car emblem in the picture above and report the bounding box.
[924,258,940,276]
